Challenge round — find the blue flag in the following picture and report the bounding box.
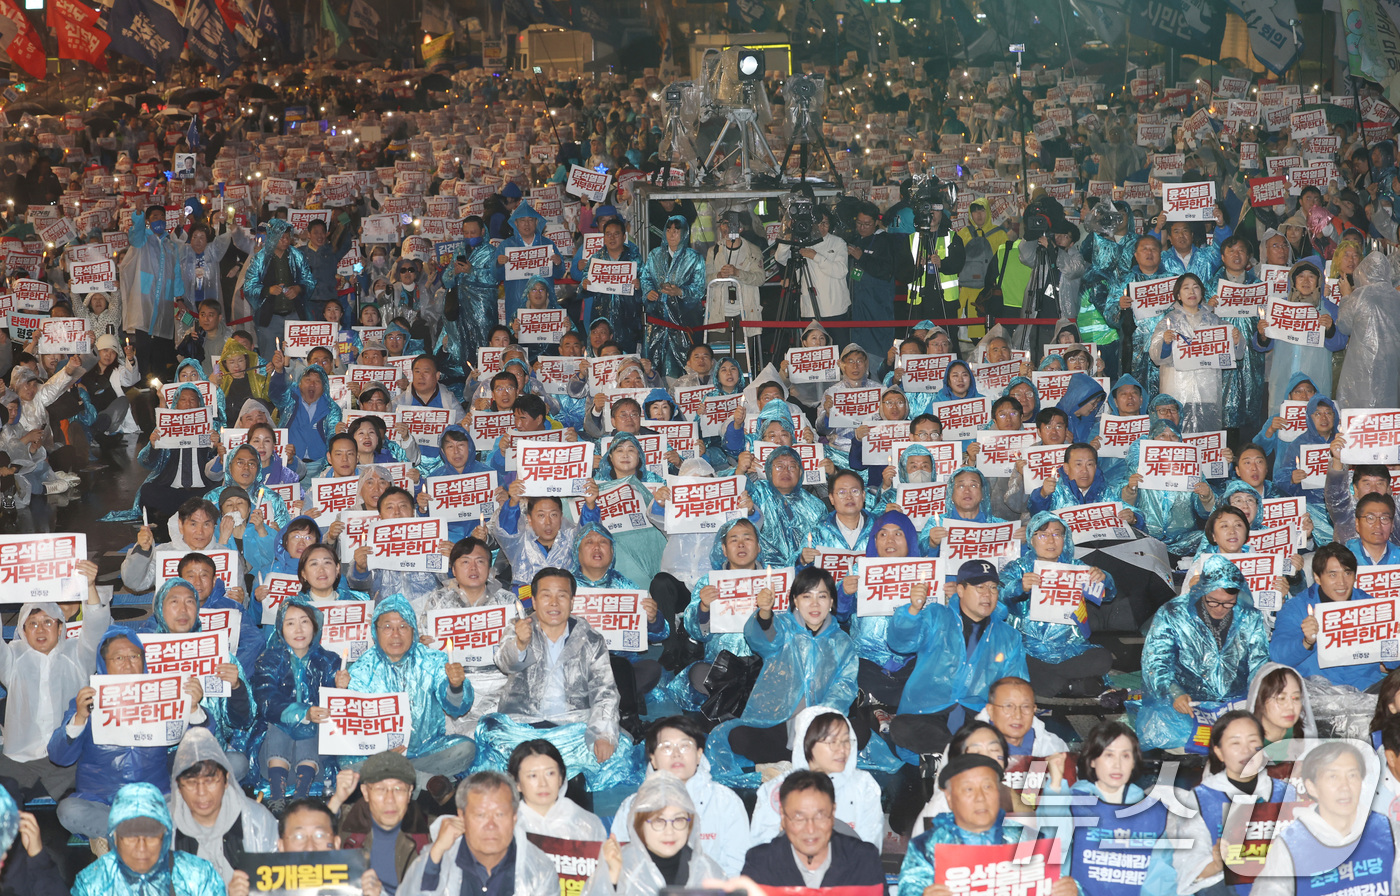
[256,0,285,44]
[186,114,201,149]
[107,0,186,76]
[185,0,240,78]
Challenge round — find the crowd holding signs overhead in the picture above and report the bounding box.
[15,10,1400,896]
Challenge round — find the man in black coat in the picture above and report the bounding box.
[741,769,884,890]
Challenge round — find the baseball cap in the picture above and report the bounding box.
[956,559,999,587]
[939,753,1004,790]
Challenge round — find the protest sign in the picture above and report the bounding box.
[427,604,518,665]
[828,387,882,428]
[1356,565,1400,603]
[856,556,943,616]
[815,550,864,582]
[975,429,1035,477]
[260,573,303,625]
[1057,503,1133,543]
[860,420,913,467]
[1022,443,1067,492]
[901,354,955,392]
[1214,280,1268,317]
[664,475,745,534]
[282,321,336,358]
[346,365,401,386]
[1277,401,1309,442]
[565,165,612,201]
[425,471,498,523]
[312,601,373,661]
[1220,552,1286,612]
[535,356,581,395]
[1184,431,1229,479]
[1317,595,1399,668]
[1174,326,1236,370]
[515,307,570,344]
[0,532,86,603]
[894,482,948,530]
[753,441,825,486]
[930,397,992,440]
[893,441,961,483]
[1128,275,1178,322]
[90,672,191,747]
[524,834,601,896]
[235,851,366,894]
[1263,297,1324,347]
[1340,409,1400,464]
[308,475,360,515]
[787,345,839,384]
[1137,440,1201,491]
[970,359,1020,394]
[1099,415,1150,458]
[68,257,117,293]
[933,841,1060,894]
[944,521,1016,561]
[517,440,590,496]
[1300,443,1331,489]
[1029,561,1094,625]
[365,517,447,573]
[647,419,700,460]
[504,244,553,281]
[1247,176,1289,208]
[594,480,650,534]
[586,259,637,295]
[154,407,213,449]
[1249,524,1296,557]
[1163,181,1215,221]
[469,410,514,447]
[698,393,742,438]
[396,406,451,448]
[152,547,240,590]
[141,631,231,698]
[318,688,413,755]
[708,567,793,633]
[573,588,646,651]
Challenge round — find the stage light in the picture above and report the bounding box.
[737,48,763,82]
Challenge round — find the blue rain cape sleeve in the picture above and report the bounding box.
[1272,391,1339,546]
[886,593,1028,715]
[897,812,1026,896]
[999,512,1116,664]
[639,216,707,380]
[1120,418,1204,555]
[1138,554,1270,750]
[71,782,225,896]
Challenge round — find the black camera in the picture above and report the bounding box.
[1023,210,1053,241]
[909,175,956,233]
[784,194,820,248]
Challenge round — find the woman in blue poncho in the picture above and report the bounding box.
[252,597,340,801]
[743,444,826,569]
[1274,390,1340,546]
[840,509,924,710]
[1138,554,1270,750]
[640,215,707,380]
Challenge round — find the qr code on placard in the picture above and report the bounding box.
[349,642,369,661]
[1216,354,1230,368]
[165,721,185,742]
[621,631,641,650]
[387,733,405,748]
[627,512,645,528]
[1383,639,1399,661]
[1306,331,1321,346]
[424,553,445,572]
[569,479,588,494]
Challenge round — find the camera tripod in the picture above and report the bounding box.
[905,227,948,325]
[769,241,821,367]
[1012,241,1058,353]
[777,104,843,188]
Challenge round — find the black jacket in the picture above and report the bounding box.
[741,831,884,889]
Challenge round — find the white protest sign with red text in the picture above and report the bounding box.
[856,556,943,616]
[517,440,590,496]
[1137,440,1201,491]
[708,568,793,634]
[664,475,745,534]
[1317,596,1399,668]
[1029,561,1093,625]
[572,589,646,652]
[318,688,413,755]
[428,604,519,665]
[91,672,192,747]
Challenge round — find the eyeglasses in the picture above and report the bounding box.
[1202,596,1238,610]
[1031,530,1064,541]
[1361,514,1394,525]
[990,702,1035,715]
[654,741,695,757]
[284,829,335,846]
[644,815,692,832]
[834,487,865,498]
[177,774,225,792]
[784,811,833,827]
[366,782,410,797]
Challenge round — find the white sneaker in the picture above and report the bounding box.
[59,472,81,483]
[43,479,69,494]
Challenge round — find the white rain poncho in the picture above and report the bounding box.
[514,788,607,841]
[610,753,750,877]
[587,771,725,896]
[0,599,109,762]
[1335,252,1400,409]
[1149,298,1243,433]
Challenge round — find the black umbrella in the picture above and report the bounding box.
[421,72,452,91]
[131,93,163,110]
[168,86,220,105]
[82,115,119,134]
[281,71,308,87]
[0,141,38,154]
[92,99,139,117]
[107,81,148,98]
[237,83,281,100]
[3,101,58,117]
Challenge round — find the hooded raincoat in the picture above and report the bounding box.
[439,232,502,382]
[999,512,1117,664]
[1150,295,1242,432]
[745,445,826,569]
[886,590,1029,716]
[589,772,727,894]
[71,782,225,896]
[243,218,316,322]
[168,728,277,883]
[1055,372,1107,444]
[251,598,341,757]
[609,755,749,878]
[497,201,565,322]
[120,211,187,340]
[397,816,559,896]
[1122,419,1204,555]
[1273,391,1339,546]
[1255,257,1347,407]
[273,363,341,470]
[639,215,707,380]
[1336,251,1400,409]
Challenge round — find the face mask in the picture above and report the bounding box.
[466,236,483,247]
[906,469,933,484]
[149,219,167,236]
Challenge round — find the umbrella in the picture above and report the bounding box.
[1296,102,1360,125]
[0,141,38,155]
[2,102,58,117]
[131,93,163,110]
[238,83,281,100]
[421,72,452,91]
[158,107,194,119]
[82,115,119,133]
[168,86,220,105]
[91,99,138,117]
[107,81,148,98]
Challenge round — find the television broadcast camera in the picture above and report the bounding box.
[909,174,957,232]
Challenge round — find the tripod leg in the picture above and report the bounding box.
[816,135,842,190]
[701,119,734,176]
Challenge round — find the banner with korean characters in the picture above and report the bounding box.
[396,407,452,449]
[1214,280,1268,318]
[67,257,117,294]
[504,244,553,281]
[815,550,864,584]
[1022,444,1067,493]
[672,383,711,418]
[282,321,336,358]
[1128,275,1178,322]
[154,407,213,449]
[153,547,240,590]
[1276,401,1308,443]
[1316,595,1400,668]
[1056,502,1133,544]
[1099,415,1150,458]
[1263,297,1324,347]
[260,573,303,625]
[426,471,498,523]
[1220,552,1286,613]
[1340,409,1400,464]
[786,345,839,384]
[1298,443,1331,489]
[664,475,746,534]
[828,386,882,428]
[900,354,955,393]
[1260,497,1308,548]
[586,259,637,295]
[647,420,700,460]
[1356,565,1400,605]
[90,672,193,747]
[970,359,1020,395]
[894,482,948,530]
[1028,561,1094,626]
[1174,326,1236,370]
[893,441,961,483]
[1032,372,1110,406]
[141,631,232,698]
[1163,181,1215,221]
[1184,431,1229,479]
[565,165,612,202]
[0,532,86,603]
[593,480,651,534]
[235,850,366,895]
[974,429,1035,477]
[573,588,646,651]
[308,475,360,516]
[311,601,373,661]
[943,521,1017,562]
[515,308,570,344]
[707,567,793,634]
[535,356,582,396]
[317,689,413,755]
[365,517,447,572]
[1136,440,1201,491]
[929,397,992,441]
[856,555,944,616]
[698,393,742,438]
[933,842,1060,894]
[1246,176,1289,209]
[517,440,590,496]
[753,441,825,486]
[469,410,514,448]
[427,603,521,665]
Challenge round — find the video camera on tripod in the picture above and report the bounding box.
[781,193,822,249]
[909,174,957,233]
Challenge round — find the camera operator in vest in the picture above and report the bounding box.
[904,178,964,350]
[1012,197,1082,356]
[955,199,1009,352]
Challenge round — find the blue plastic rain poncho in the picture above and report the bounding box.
[846,510,924,672]
[1075,229,1132,349]
[639,215,707,380]
[1105,261,1170,399]
[580,238,645,353]
[1100,373,1145,482]
[251,598,341,769]
[101,381,218,524]
[1122,418,1204,555]
[1003,375,1042,418]
[1214,269,1268,436]
[71,782,225,896]
[242,218,316,322]
[178,357,228,429]
[273,363,341,472]
[1037,779,1179,896]
[932,360,982,403]
[886,591,1029,716]
[873,442,934,515]
[898,812,1026,896]
[1273,391,1338,546]
[1161,240,1224,296]
[1028,459,1116,517]
[734,397,799,456]
[438,233,502,388]
[999,512,1117,664]
[346,594,473,759]
[807,508,877,555]
[206,444,292,532]
[1138,554,1271,750]
[497,201,564,322]
[919,466,1003,556]
[421,425,493,542]
[1056,371,1107,443]
[590,438,668,588]
[118,210,187,341]
[1271,581,1390,691]
[1255,371,1318,458]
[746,445,826,568]
[1149,294,1240,432]
[705,595,859,788]
[1254,257,1346,408]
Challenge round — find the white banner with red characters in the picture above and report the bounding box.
[933,841,1060,894]
[893,441,961,483]
[469,410,514,447]
[397,407,452,449]
[708,567,793,634]
[901,354,955,393]
[1057,502,1133,543]
[585,354,637,391]
[861,421,915,467]
[142,631,231,698]
[1317,595,1400,668]
[1356,565,1400,603]
[1032,372,1111,405]
[426,471,498,523]
[504,244,553,281]
[1220,552,1285,612]
[587,259,637,296]
[672,384,710,418]
[1260,497,1307,545]
[1163,181,1216,221]
[856,556,944,616]
[970,359,1020,395]
[1184,431,1229,479]
[573,588,646,651]
[1174,326,1236,371]
[930,397,992,441]
[1340,409,1400,464]
[664,475,746,534]
[647,420,700,460]
[753,441,825,486]
[1249,524,1296,557]
[309,475,361,516]
[787,345,839,384]
[68,257,117,294]
[91,672,192,747]
[1264,297,1325,347]
[1022,443,1067,493]
[346,365,401,387]
[535,356,582,396]
[565,165,612,201]
[153,547,240,591]
[318,689,413,755]
[594,480,650,534]
[366,517,448,572]
[515,308,570,344]
[0,532,86,603]
[1246,175,1289,208]
[198,607,244,657]
[260,573,303,625]
[1214,280,1269,318]
[828,387,882,428]
[699,393,742,438]
[518,440,590,496]
[428,603,520,665]
[154,407,213,449]
[282,321,336,358]
[1029,561,1093,625]
[1128,275,1178,322]
[975,429,1035,477]
[1300,443,1331,489]
[1277,401,1309,442]
[944,521,1017,561]
[1099,415,1150,458]
[1137,440,1201,491]
[816,550,863,583]
[894,482,948,530]
[309,600,373,662]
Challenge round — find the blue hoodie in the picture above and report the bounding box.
[498,201,563,320]
[845,510,924,670]
[423,425,493,542]
[1056,372,1106,444]
[1273,391,1339,545]
[253,597,342,742]
[1253,371,1318,458]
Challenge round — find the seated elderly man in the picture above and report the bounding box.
[741,769,884,889]
[70,782,224,896]
[0,559,108,802]
[474,566,628,791]
[399,771,558,895]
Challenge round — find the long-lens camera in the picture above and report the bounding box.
[910,175,956,232]
[783,194,820,248]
